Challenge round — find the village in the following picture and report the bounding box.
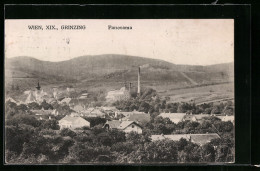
[4,17,237,164]
[6,67,234,149]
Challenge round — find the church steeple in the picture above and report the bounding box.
[36,81,41,90]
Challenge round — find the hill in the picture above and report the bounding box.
[5,54,234,92]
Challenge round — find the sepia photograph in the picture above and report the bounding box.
[4,19,234,164]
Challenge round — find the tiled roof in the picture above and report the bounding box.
[118,121,138,130]
[105,120,122,129]
[151,134,190,142]
[190,134,220,146]
[119,111,146,116]
[194,114,210,120]
[59,115,90,125]
[183,115,195,121]
[122,113,150,123]
[31,110,53,115]
[73,105,84,111]
[216,115,234,122]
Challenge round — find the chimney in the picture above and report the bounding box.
[137,67,141,95]
[129,82,132,92]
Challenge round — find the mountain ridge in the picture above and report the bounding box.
[6,54,233,67]
[5,54,234,91]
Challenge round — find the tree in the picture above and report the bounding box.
[200,143,215,162]
[6,114,41,127]
[126,132,143,145]
[97,132,112,146]
[40,119,60,130]
[65,142,111,162]
[214,121,233,133]
[41,100,53,110]
[28,102,41,110]
[184,121,200,134]
[108,129,126,144]
[16,104,28,112]
[60,128,77,138]
[92,124,106,135]
[5,124,35,154]
[138,101,150,113]
[111,142,134,154]
[144,139,178,162]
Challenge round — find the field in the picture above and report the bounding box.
[155,82,234,104]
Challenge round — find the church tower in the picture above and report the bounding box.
[36,81,41,90]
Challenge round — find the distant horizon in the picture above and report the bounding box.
[5,19,234,65]
[6,54,234,66]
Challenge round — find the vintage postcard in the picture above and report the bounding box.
[4,19,234,164]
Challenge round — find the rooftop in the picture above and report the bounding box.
[158,113,186,123]
[151,133,220,146]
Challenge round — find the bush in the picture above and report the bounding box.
[60,128,77,138]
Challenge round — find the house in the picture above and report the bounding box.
[25,91,37,103]
[106,87,130,102]
[78,93,89,99]
[66,87,75,93]
[24,89,49,104]
[118,110,146,117]
[58,115,90,130]
[151,133,220,146]
[47,98,57,104]
[151,134,190,142]
[31,109,54,120]
[83,108,106,118]
[118,121,143,134]
[100,106,118,111]
[59,97,71,105]
[73,104,85,113]
[158,113,186,124]
[189,134,220,146]
[51,109,60,116]
[182,114,197,122]
[193,114,211,122]
[216,115,234,124]
[5,97,17,103]
[31,109,54,115]
[103,120,142,134]
[121,113,150,125]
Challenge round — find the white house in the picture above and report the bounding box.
[104,120,143,134]
[216,115,234,124]
[78,93,89,99]
[118,121,143,134]
[106,87,130,102]
[58,115,90,130]
[59,97,72,105]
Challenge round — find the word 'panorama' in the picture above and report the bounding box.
[108,25,132,30]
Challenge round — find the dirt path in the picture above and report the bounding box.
[179,72,198,85]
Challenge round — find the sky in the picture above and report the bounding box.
[5,19,234,65]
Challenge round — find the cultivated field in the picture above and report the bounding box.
[155,82,234,104]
